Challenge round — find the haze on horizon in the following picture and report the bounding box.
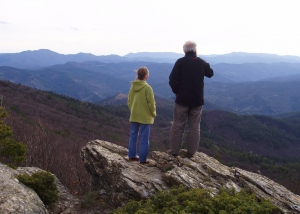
[1,0,300,57]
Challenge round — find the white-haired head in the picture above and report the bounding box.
[183,41,197,54]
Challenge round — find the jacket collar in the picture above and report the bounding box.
[185,51,197,57]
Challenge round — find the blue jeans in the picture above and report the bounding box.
[128,122,151,162]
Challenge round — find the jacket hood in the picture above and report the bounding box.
[131,80,147,92]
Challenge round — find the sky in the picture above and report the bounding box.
[1,0,300,56]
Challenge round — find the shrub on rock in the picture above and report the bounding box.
[16,171,59,206]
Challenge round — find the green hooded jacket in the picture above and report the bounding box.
[128,80,156,124]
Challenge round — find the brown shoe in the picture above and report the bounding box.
[140,161,149,164]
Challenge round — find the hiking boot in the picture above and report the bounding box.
[187,153,194,158]
[178,150,193,158]
[166,149,178,157]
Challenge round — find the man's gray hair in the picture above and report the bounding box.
[183,41,197,54]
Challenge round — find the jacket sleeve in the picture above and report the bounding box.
[169,60,180,94]
[146,86,156,118]
[204,62,214,78]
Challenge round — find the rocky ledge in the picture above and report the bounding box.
[81,139,300,213]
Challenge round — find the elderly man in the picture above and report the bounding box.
[169,41,214,158]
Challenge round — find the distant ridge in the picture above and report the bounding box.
[1,49,300,69]
[98,93,129,105]
[123,51,300,64]
[0,49,128,69]
[202,52,300,64]
[124,52,183,58]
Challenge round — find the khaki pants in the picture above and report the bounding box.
[170,103,203,155]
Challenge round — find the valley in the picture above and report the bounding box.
[1,79,300,195]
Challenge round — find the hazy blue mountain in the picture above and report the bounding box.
[124,52,184,59]
[205,81,300,115]
[0,49,129,69]
[207,62,300,83]
[1,60,300,115]
[0,61,174,101]
[124,52,183,63]
[122,56,177,63]
[202,52,300,64]
[123,52,300,64]
[145,80,300,115]
[0,63,130,101]
[2,49,300,69]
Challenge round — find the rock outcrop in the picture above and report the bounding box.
[81,140,300,213]
[0,162,48,214]
[0,162,79,214]
[15,167,80,214]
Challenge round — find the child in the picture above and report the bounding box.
[127,66,156,164]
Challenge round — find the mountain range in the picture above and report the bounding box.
[2,49,300,69]
[1,57,300,115]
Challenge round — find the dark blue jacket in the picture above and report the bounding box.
[169,52,214,106]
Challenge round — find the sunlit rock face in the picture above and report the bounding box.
[81,140,300,213]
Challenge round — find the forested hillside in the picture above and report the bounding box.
[1,80,300,195]
[205,80,300,115]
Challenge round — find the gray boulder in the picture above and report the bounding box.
[16,167,79,214]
